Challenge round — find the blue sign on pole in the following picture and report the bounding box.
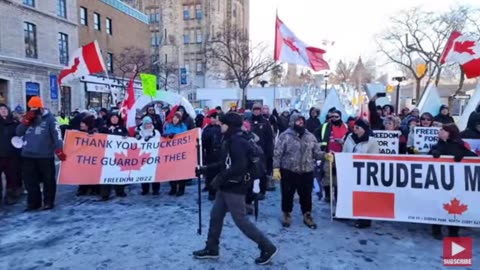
[25,82,40,96]
[50,74,58,101]
[180,68,187,85]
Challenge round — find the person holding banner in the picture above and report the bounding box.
[136,116,162,195]
[429,123,477,239]
[406,112,433,154]
[273,113,327,229]
[342,118,379,228]
[164,112,188,196]
[99,113,129,201]
[193,112,277,265]
[76,115,101,197]
[16,96,65,211]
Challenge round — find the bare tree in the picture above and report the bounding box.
[330,60,355,84]
[377,6,480,98]
[114,46,150,83]
[207,25,279,108]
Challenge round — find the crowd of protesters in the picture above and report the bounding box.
[0,93,478,264]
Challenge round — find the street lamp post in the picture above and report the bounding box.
[392,76,406,115]
[324,74,329,99]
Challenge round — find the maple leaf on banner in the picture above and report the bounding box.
[443,198,468,219]
[114,144,150,171]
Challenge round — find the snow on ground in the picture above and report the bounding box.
[1,174,479,270]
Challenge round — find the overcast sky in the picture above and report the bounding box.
[250,0,480,72]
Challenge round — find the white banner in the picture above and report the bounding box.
[372,130,400,154]
[335,153,480,227]
[412,127,440,153]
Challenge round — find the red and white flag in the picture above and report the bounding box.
[58,41,106,85]
[441,31,480,79]
[120,73,137,136]
[274,16,330,71]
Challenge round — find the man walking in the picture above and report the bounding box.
[193,112,277,265]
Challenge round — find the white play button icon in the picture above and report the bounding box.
[451,241,465,257]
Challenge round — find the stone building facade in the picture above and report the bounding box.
[0,0,79,113]
[74,0,150,109]
[122,0,250,101]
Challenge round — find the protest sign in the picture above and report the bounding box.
[413,127,440,153]
[334,153,480,227]
[58,129,200,185]
[140,73,157,97]
[372,130,400,154]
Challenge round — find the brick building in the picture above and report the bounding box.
[74,0,150,109]
[0,0,79,113]
[122,0,250,103]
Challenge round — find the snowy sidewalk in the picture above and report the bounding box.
[0,182,478,270]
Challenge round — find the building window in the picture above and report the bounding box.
[61,86,72,114]
[58,33,69,65]
[24,22,37,58]
[106,18,112,35]
[107,53,113,73]
[57,0,67,18]
[149,11,160,23]
[80,7,88,25]
[23,0,34,7]
[94,12,101,31]
[185,63,190,74]
[183,32,190,44]
[196,32,203,44]
[196,5,202,19]
[183,6,190,20]
[196,62,203,74]
[151,32,160,47]
[233,3,237,18]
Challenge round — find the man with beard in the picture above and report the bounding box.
[144,105,163,132]
[201,109,223,200]
[16,96,65,210]
[249,103,274,199]
[193,112,277,265]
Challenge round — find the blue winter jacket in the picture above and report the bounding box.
[16,110,63,158]
[165,123,187,135]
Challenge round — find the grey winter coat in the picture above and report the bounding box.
[16,110,63,158]
[273,113,325,173]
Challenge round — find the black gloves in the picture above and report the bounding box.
[195,165,208,177]
[431,150,441,159]
[169,134,175,139]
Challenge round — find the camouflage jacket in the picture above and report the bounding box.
[273,128,325,173]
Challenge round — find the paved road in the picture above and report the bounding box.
[0,170,478,270]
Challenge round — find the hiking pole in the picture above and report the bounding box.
[329,159,334,222]
[196,137,203,235]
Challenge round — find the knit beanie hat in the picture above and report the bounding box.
[354,118,370,132]
[142,116,153,126]
[28,96,43,108]
[219,112,243,128]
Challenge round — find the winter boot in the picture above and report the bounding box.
[323,186,331,203]
[303,212,317,229]
[192,247,219,259]
[432,225,443,240]
[282,212,292,227]
[255,246,278,265]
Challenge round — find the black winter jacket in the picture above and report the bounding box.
[250,115,274,158]
[206,128,251,195]
[306,107,321,133]
[429,139,477,161]
[0,115,19,157]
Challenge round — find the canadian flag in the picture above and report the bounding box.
[120,72,138,136]
[441,31,480,79]
[274,16,330,71]
[58,41,106,85]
